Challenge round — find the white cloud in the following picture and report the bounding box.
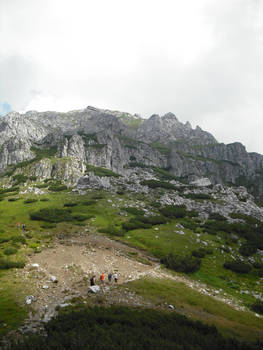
[1,0,263,152]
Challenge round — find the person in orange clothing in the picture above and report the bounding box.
[99,273,105,284]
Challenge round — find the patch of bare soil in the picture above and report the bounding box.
[13,232,251,335]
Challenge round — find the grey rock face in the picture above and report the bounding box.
[1,106,263,196]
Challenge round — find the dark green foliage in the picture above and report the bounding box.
[29,176,37,181]
[161,253,201,273]
[150,201,161,209]
[124,207,145,216]
[0,258,25,270]
[48,184,67,192]
[122,220,151,231]
[253,262,263,269]
[223,260,252,274]
[141,179,176,190]
[9,305,262,350]
[24,198,38,204]
[0,186,19,195]
[92,194,104,199]
[191,248,212,258]
[4,247,18,255]
[8,197,19,202]
[230,213,262,226]
[12,236,26,244]
[40,198,49,201]
[31,146,58,159]
[251,300,263,314]
[0,237,10,243]
[128,162,150,168]
[86,165,121,177]
[81,200,96,206]
[184,193,212,200]
[12,174,28,184]
[129,155,136,161]
[239,243,257,257]
[122,214,167,231]
[150,142,172,155]
[151,167,182,182]
[160,205,187,219]
[36,183,49,188]
[64,203,78,207]
[209,213,227,221]
[77,131,98,145]
[30,208,73,223]
[72,214,90,222]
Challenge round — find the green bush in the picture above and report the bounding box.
[48,185,67,192]
[253,262,263,269]
[64,203,78,207]
[161,253,201,273]
[223,260,252,274]
[30,208,73,223]
[0,186,19,195]
[72,214,90,222]
[29,176,37,181]
[251,300,263,314]
[191,247,212,258]
[12,174,28,184]
[81,200,96,206]
[160,205,187,219]
[4,247,18,255]
[124,207,145,216]
[12,236,26,244]
[24,198,38,204]
[141,179,176,190]
[7,305,263,350]
[239,243,257,257]
[8,197,19,202]
[184,193,212,200]
[36,183,49,188]
[40,198,49,201]
[86,165,121,178]
[0,258,25,269]
[209,213,227,221]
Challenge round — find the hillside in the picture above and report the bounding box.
[0,107,263,348]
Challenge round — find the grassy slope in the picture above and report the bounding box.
[0,188,262,340]
[126,278,263,341]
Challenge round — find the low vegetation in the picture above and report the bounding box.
[7,305,263,350]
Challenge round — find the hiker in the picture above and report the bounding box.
[100,273,105,284]
[90,275,96,286]
[113,273,118,283]
[108,273,112,283]
[22,223,26,231]
[16,222,20,228]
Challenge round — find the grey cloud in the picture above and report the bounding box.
[0,55,37,111]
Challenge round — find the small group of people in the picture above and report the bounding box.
[16,222,27,230]
[90,272,118,286]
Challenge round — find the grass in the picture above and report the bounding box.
[126,278,263,341]
[0,271,28,338]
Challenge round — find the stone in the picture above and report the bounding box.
[50,275,58,283]
[26,295,36,305]
[88,285,100,294]
[168,305,174,310]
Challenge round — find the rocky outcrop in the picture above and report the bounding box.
[1,106,263,196]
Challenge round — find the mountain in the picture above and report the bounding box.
[1,106,263,198]
[1,106,263,346]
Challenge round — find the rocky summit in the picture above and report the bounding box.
[1,105,263,198]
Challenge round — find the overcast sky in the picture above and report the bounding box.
[1,0,263,153]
